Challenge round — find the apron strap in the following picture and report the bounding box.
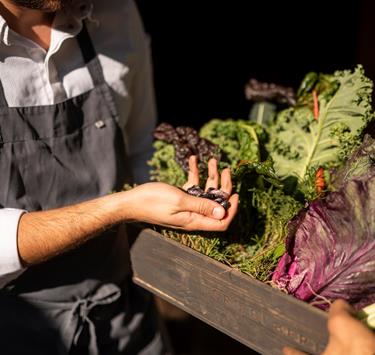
[71,286,121,355]
[76,22,106,89]
[0,79,9,109]
[21,283,122,354]
[76,22,119,120]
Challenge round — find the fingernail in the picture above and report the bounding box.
[213,207,224,219]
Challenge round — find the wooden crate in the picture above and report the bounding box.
[130,229,328,355]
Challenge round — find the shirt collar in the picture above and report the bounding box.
[0,15,10,46]
[0,0,94,46]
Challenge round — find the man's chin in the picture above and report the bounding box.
[41,6,62,13]
[12,0,65,12]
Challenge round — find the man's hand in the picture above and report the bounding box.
[18,156,238,266]
[126,156,238,231]
[283,300,375,355]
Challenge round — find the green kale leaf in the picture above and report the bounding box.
[199,119,268,168]
[269,65,374,198]
[148,141,187,187]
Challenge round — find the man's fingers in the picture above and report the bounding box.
[327,300,360,336]
[282,347,307,355]
[183,155,199,190]
[222,193,239,223]
[329,299,355,317]
[180,193,239,231]
[184,194,239,231]
[183,158,233,198]
[182,159,236,228]
[220,168,232,194]
[182,194,225,220]
[205,159,219,190]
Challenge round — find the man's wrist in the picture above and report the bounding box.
[107,190,137,224]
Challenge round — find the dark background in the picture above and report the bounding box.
[134,2,375,354]
[136,1,375,129]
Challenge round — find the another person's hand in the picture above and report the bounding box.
[125,156,238,231]
[283,300,375,355]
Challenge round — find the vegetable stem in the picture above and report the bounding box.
[315,167,325,194]
[313,90,319,120]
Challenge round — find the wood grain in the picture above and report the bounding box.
[130,229,328,355]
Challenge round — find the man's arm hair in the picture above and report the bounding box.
[18,192,130,266]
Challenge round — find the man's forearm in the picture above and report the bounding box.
[18,192,130,266]
[16,180,238,268]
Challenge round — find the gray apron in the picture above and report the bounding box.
[0,24,166,355]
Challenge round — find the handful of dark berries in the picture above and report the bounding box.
[186,185,231,210]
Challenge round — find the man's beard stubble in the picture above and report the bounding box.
[11,0,69,11]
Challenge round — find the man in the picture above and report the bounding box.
[283,300,375,355]
[0,0,238,354]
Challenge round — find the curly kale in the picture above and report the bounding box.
[199,119,268,167]
[269,65,374,200]
[148,141,187,187]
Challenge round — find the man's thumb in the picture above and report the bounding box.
[184,195,225,220]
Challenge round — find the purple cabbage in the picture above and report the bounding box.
[272,168,375,310]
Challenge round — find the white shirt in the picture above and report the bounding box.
[0,0,156,287]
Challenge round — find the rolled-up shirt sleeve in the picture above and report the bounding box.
[0,208,26,288]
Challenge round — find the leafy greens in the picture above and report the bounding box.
[272,139,375,310]
[148,65,375,289]
[269,66,374,198]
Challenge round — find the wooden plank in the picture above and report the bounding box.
[130,229,328,355]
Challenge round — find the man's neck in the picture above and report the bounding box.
[0,0,55,51]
